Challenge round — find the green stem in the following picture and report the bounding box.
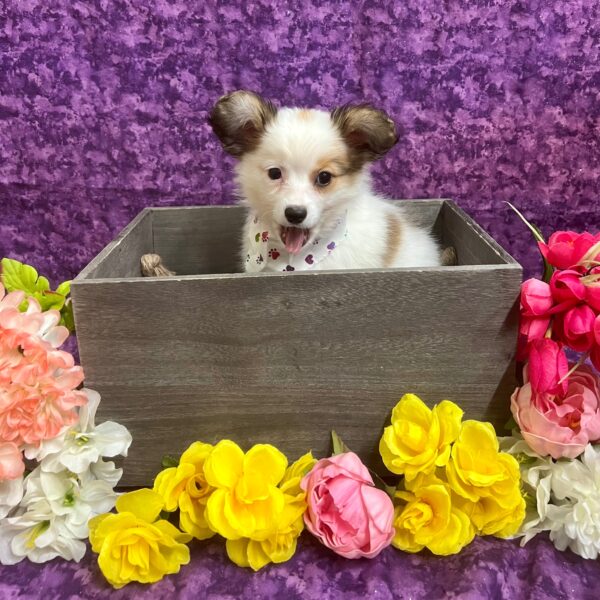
[506,202,554,282]
[557,353,589,386]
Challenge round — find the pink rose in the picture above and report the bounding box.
[0,442,24,480]
[527,338,568,396]
[511,365,600,459]
[301,452,394,559]
[554,305,596,351]
[549,270,586,304]
[538,231,600,271]
[517,315,551,361]
[520,279,553,316]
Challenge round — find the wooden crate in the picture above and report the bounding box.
[71,200,522,486]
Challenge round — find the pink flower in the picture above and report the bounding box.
[592,316,600,372]
[553,305,596,351]
[520,279,553,316]
[527,339,568,396]
[586,278,600,313]
[517,316,551,361]
[0,442,24,480]
[0,285,86,447]
[549,270,586,304]
[538,231,600,271]
[511,365,600,459]
[301,452,394,559]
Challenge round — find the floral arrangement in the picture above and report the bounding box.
[0,260,131,564]
[83,392,524,587]
[1,218,599,589]
[501,210,600,559]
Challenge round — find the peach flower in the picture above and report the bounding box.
[0,285,86,447]
[0,442,24,480]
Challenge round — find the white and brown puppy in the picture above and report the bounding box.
[209,91,441,272]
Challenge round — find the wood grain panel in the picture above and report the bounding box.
[72,262,521,486]
[151,206,247,275]
[76,209,153,280]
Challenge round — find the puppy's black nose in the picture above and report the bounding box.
[285,206,307,225]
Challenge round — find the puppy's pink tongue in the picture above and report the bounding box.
[283,227,305,254]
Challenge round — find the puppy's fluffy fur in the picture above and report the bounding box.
[210,91,441,270]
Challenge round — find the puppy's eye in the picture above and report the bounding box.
[316,171,332,186]
[268,167,282,180]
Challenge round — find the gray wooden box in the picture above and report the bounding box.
[71,200,521,486]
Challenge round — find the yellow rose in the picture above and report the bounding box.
[380,394,463,480]
[204,440,288,540]
[224,451,316,571]
[392,473,474,555]
[446,420,525,537]
[89,489,191,589]
[153,441,215,540]
[225,498,305,570]
[457,492,526,538]
[278,451,316,500]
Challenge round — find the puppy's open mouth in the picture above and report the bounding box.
[280,226,310,254]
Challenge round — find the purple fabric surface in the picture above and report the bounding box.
[0,533,598,600]
[2,1,600,598]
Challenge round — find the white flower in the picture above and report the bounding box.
[25,388,132,474]
[0,466,119,565]
[500,433,556,543]
[546,445,600,559]
[0,476,24,519]
[22,468,117,539]
[519,459,556,544]
[0,500,86,564]
[88,458,123,488]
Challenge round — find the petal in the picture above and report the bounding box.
[434,400,464,446]
[244,444,288,487]
[226,538,251,568]
[247,539,272,571]
[90,421,133,457]
[204,440,244,489]
[78,388,101,431]
[116,489,164,522]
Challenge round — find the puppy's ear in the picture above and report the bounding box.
[209,90,277,157]
[331,104,398,168]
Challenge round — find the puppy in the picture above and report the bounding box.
[209,91,441,272]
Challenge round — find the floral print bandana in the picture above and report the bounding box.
[245,212,348,272]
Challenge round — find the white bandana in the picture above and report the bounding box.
[245,212,348,272]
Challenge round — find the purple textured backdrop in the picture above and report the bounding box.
[1,0,599,283]
[2,1,600,598]
[1,534,600,600]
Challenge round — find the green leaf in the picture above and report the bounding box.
[367,468,397,498]
[1,258,49,294]
[37,291,66,312]
[2,260,75,322]
[60,300,75,333]
[161,454,180,469]
[331,430,352,456]
[36,275,50,292]
[56,280,71,297]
